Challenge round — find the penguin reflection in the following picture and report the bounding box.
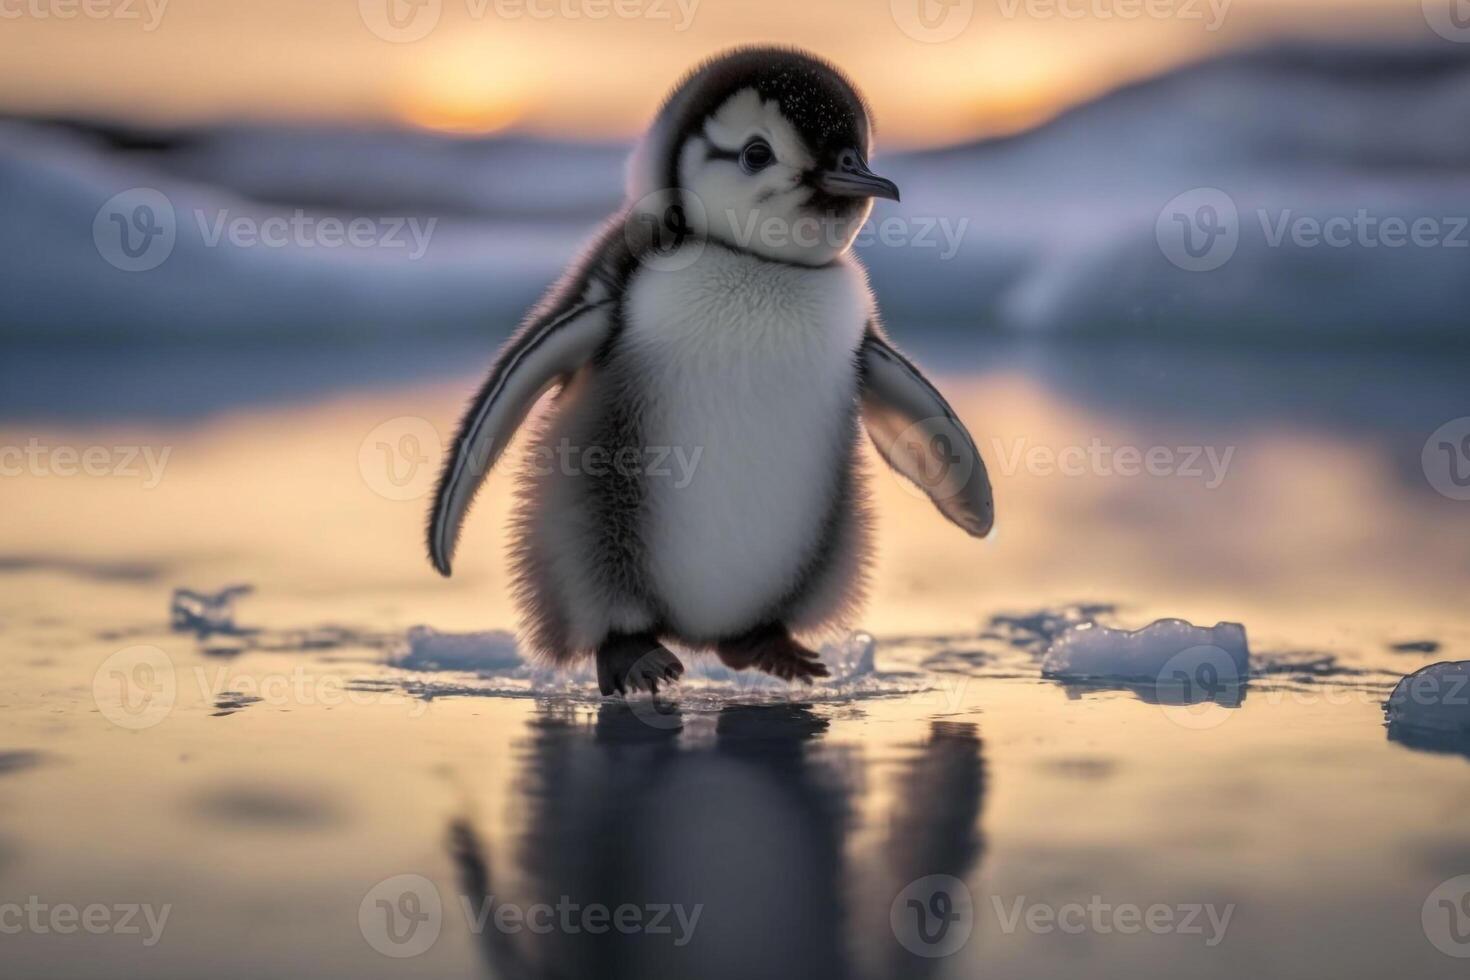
[449,703,986,980]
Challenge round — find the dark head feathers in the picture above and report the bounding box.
[647,47,874,189]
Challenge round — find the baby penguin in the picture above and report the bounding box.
[428,47,993,695]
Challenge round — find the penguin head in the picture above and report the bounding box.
[628,47,899,266]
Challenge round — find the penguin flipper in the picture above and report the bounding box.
[428,297,614,576]
[858,323,994,538]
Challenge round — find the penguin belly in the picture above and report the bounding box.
[619,245,871,641]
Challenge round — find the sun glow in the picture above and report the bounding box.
[391,42,531,136]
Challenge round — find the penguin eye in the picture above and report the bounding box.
[739,139,775,174]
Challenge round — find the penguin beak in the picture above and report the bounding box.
[817,157,901,203]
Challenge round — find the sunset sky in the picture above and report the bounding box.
[0,0,1440,146]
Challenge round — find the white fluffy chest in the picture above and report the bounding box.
[620,244,872,638]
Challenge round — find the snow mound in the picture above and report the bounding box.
[1385,662,1470,735]
[1042,618,1249,682]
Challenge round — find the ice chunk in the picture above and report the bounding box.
[1042,618,1249,683]
[171,584,254,636]
[846,632,877,678]
[396,626,523,674]
[1385,662,1470,735]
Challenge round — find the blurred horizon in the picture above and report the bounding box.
[4,4,1469,350]
[0,0,1452,148]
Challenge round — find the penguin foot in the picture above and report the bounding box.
[716,625,830,685]
[596,633,684,697]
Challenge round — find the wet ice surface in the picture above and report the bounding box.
[3,339,1470,979]
[2,582,1464,979]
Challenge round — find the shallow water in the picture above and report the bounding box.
[2,336,1469,978]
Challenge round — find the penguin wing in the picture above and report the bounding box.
[428,293,615,576]
[858,324,995,538]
